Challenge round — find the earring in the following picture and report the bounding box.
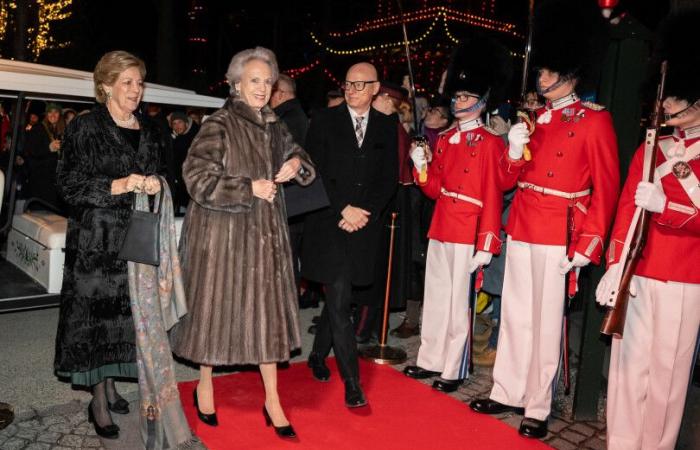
[106,90,112,101]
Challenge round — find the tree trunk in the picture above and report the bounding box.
[13,0,29,61]
[155,0,179,86]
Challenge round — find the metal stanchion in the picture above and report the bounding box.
[360,212,407,365]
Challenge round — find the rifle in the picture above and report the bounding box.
[396,0,430,182]
[562,204,576,395]
[516,0,536,161]
[600,61,668,338]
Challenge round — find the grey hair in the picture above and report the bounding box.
[277,73,296,95]
[225,46,279,96]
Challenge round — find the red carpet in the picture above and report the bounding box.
[178,359,551,450]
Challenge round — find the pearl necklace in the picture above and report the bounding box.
[111,113,137,128]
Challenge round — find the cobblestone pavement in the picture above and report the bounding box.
[2,312,605,450]
[0,400,105,450]
[389,332,608,450]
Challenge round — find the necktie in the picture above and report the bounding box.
[355,116,365,147]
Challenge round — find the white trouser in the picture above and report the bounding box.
[489,238,566,421]
[416,240,474,380]
[607,276,700,450]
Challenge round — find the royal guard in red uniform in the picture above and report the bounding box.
[596,11,700,450]
[470,0,619,439]
[402,36,512,392]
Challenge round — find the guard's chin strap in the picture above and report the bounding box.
[451,91,489,115]
[665,99,700,121]
[536,73,574,96]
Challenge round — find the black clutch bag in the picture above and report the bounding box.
[117,178,163,266]
[283,175,330,218]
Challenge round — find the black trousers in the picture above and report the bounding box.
[311,273,359,381]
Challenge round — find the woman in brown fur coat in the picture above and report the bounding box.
[170,47,314,438]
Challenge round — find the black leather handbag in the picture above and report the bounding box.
[283,175,330,218]
[117,177,163,266]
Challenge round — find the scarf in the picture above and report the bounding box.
[128,181,203,449]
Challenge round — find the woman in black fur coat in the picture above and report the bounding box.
[54,51,165,439]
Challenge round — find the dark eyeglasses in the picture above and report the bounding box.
[342,80,378,92]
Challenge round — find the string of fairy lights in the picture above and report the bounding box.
[260,4,523,94]
[31,0,73,60]
[0,1,9,45]
[324,6,519,39]
[0,0,72,60]
[308,6,522,57]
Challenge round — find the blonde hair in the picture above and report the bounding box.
[93,51,146,103]
[225,47,279,96]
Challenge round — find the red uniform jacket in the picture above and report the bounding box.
[415,124,504,254]
[501,100,620,264]
[607,134,700,283]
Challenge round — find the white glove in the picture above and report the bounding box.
[410,144,428,171]
[558,252,590,275]
[595,264,637,307]
[507,122,530,159]
[468,251,492,273]
[634,181,666,213]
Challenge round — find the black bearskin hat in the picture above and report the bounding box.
[444,34,513,109]
[647,9,700,105]
[531,0,609,87]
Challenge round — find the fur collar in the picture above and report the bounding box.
[226,97,277,128]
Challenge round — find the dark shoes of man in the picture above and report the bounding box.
[355,332,378,345]
[344,378,367,408]
[469,398,525,415]
[390,321,419,339]
[307,316,321,334]
[519,417,548,439]
[432,378,463,393]
[403,365,440,379]
[299,289,321,309]
[307,353,330,382]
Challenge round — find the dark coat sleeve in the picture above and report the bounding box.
[305,110,347,216]
[57,118,131,209]
[182,115,254,213]
[279,120,315,187]
[286,110,309,148]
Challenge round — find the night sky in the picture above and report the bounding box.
[3,0,672,110]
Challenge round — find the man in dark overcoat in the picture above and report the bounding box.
[271,74,311,299]
[302,62,398,407]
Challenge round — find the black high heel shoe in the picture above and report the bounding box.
[263,405,296,439]
[193,388,218,426]
[107,398,130,415]
[87,401,120,439]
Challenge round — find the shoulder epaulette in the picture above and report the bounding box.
[582,101,606,111]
